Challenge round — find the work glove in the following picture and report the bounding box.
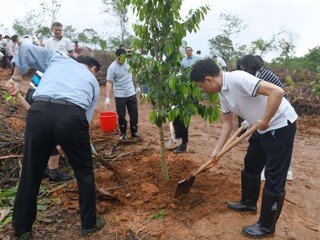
[136,87,141,94]
[241,120,250,129]
[105,97,111,105]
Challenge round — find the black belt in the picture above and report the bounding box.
[35,96,79,108]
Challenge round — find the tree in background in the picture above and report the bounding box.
[250,30,295,58]
[12,11,41,37]
[39,0,62,27]
[124,0,219,181]
[102,0,129,45]
[208,13,247,63]
[208,13,295,68]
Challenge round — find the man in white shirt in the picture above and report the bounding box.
[190,58,297,239]
[44,22,73,54]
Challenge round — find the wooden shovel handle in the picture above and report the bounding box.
[192,124,259,176]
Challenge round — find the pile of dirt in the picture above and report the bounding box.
[1,66,320,239]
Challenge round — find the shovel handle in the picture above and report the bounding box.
[192,124,259,176]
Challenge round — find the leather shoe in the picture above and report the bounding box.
[227,202,257,212]
[131,132,143,140]
[16,231,32,240]
[81,215,106,236]
[173,144,187,153]
[49,170,73,182]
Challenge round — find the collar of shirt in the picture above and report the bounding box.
[221,72,228,92]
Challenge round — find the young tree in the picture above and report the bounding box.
[124,0,219,181]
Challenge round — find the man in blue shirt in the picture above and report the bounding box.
[6,44,105,239]
[173,46,200,153]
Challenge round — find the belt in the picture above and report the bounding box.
[35,96,79,108]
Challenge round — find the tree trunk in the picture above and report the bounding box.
[159,125,169,181]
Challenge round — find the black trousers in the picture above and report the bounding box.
[25,88,59,156]
[115,94,138,134]
[13,101,96,235]
[0,48,7,68]
[173,118,188,144]
[244,121,296,193]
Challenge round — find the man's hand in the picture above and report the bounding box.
[105,97,111,106]
[210,148,220,165]
[5,79,20,96]
[136,87,141,94]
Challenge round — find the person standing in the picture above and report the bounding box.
[0,34,9,68]
[190,58,297,238]
[239,54,293,180]
[6,34,19,75]
[105,48,143,141]
[6,44,105,239]
[213,55,227,71]
[44,22,73,54]
[28,22,74,182]
[172,46,200,153]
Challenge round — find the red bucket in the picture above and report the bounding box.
[98,111,117,132]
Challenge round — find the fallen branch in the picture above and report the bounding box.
[303,223,319,232]
[0,154,23,160]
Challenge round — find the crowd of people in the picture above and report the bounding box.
[3,24,297,239]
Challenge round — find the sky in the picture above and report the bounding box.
[1,0,319,61]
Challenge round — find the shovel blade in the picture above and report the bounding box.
[174,175,196,197]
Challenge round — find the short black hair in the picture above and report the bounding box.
[115,48,127,56]
[76,55,101,72]
[190,58,221,83]
[51,22,63,27]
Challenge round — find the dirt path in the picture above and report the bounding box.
[1,69,319,239]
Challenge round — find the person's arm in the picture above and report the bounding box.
[256,81,284,130]
[211,112,234,161]
[5,44,55,96]
[5,66,23,95]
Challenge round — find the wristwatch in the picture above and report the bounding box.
[11,76,22,82]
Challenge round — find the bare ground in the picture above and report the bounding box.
[0,68,319,239]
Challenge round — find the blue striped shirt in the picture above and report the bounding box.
[13,44,99,123]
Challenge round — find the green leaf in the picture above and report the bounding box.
[150,110,157,124]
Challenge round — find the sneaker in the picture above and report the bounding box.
[16,231,32,240]
[81,215,106,237]
[173,144,187,154]
[49,170,73,182]
[131,132,143,140]
[119,134,126,141]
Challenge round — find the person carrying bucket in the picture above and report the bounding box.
[105,48,143,141]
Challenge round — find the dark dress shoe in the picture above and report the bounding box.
[173,144,187,153]
[131,132,143,140]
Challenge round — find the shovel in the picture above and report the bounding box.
[174,124,259,197]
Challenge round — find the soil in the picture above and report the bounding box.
[1,67,319,240]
